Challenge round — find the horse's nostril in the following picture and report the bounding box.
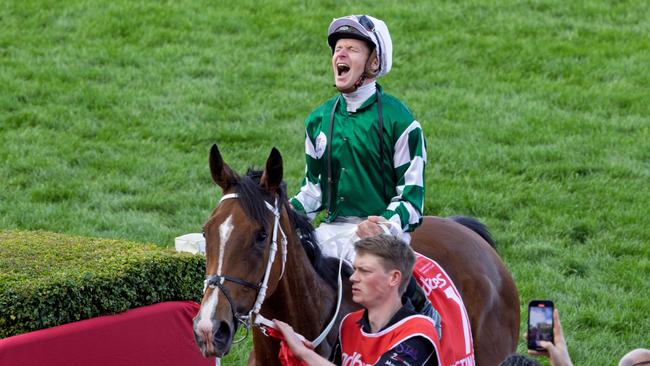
[214,321,232,348]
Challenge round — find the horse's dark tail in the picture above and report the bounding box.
[449,216,496,249]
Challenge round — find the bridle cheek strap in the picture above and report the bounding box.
[250,198,287,316]
[264,198,288,280]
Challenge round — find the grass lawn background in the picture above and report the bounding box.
[1,1,648,364]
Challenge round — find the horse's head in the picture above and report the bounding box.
[193,144,287,357]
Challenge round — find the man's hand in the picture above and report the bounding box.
[273,320,334,366]
[273,319,313,360]
[356,216,388,238]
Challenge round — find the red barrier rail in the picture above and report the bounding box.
[0,301,214,366]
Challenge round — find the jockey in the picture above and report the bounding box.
[290,15,436,321]
[291,14,426,256]
[274,236,441,365]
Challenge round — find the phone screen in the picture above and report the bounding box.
[527,300,554,351]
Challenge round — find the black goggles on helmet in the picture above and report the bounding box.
[357,15,382,73]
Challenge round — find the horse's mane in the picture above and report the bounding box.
[236,169,351,289]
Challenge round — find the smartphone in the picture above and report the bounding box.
[527,300,554,352]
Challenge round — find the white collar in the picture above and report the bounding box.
[342,81,376,112]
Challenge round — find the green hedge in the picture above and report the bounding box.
[0,230,205,338]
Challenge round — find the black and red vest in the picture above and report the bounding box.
[339,310,441,366]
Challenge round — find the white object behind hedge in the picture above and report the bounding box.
[174,233,205,255]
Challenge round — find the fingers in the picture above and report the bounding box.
[273,319,292,337]
[554,309,565,342]
[272,319,313,361]
[273,319,300,342]
[528,349,548,356]
[526,341,553,360]
[356,220,384,238]
[538,340,554,352]
[527,340,553,357]
[273,319,307,343]
[367,215,384,223]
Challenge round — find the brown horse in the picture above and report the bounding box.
[193,144,520,366]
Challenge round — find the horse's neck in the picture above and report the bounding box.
[264,232,338,340]
[253,225,358,364]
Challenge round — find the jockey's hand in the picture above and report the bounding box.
[356,216,388,238]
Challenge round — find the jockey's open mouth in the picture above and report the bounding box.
[337,63,351,76]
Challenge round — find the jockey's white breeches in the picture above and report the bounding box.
[315,217,411,264]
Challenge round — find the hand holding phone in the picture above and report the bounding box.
[527,300,554,352]
[527,303,574,366]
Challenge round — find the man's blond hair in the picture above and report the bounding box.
[354,235,415,295]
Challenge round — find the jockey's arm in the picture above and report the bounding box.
[354,119,428,239]
[291,182,321,220]
[291,126,325,220]
[377,119,427,234]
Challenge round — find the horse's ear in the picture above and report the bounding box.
[260,147,283,193]
[209,144,237,190]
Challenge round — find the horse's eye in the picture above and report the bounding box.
[256,229,268,243]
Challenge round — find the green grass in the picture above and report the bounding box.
[1,0,649,364]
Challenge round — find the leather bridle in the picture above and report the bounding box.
[202,193,287,342]
[202,192,344,348]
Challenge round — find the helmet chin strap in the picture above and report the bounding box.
[352,73,368,90]
[332,73,367,93]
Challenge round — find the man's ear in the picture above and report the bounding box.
[371,56,380,73]
[369,49,380,75]
[389,270,402,289]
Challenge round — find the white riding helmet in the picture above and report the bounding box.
[327,15,393,77]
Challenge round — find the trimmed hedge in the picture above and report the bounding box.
[0,230,205,338]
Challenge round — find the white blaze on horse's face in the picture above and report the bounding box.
[195,214,233,356]
[217,215,234,276]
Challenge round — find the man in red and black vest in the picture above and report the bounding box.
[275,235,440,365]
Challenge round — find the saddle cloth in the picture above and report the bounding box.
[413,252,476,366]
